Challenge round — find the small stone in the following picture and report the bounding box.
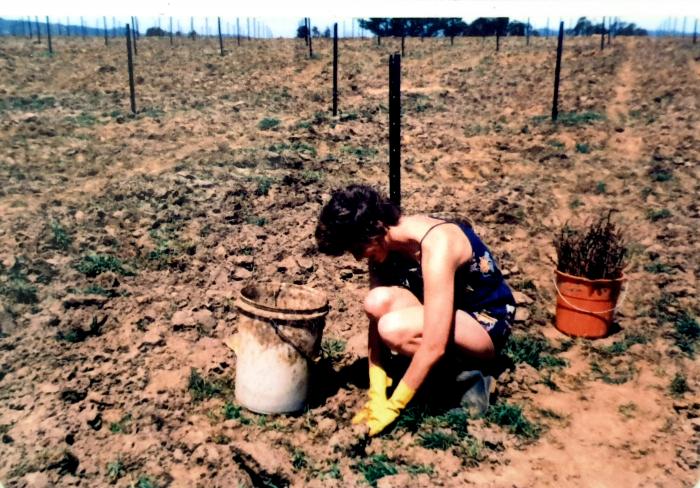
[74,211,86,224]
[22,472,51,488]
[512,291,534,305]
[192,444,220,465]
[514,307,530,323]
[112,210,126,219]
[171,310,195,328]
[231,267,253,281]
[173,448,186,462]
[193,309,216,330]
[316,418,337,435]
[296,257,314,271]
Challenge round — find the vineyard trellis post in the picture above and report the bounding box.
[35,17,41,43]
[131,17,138,55]
[218,17,224,56]
[333,23,338,116]
[112,17,116,38]
[401,35,405,55]
[103,17,108,46]
[552,21,564,122]
[601,17,605,50]
[46,17,53,54]
[389,53,401,207]
[237,18,241,45]
[496,28,500,51]
[607,18,611,45]
[80,17,85,39]
[125,24,136,115]
[27,17,32,39]
[526,18,530,46]
[308,18,313,58]
[170,17,173,45]
[694,19,697,44]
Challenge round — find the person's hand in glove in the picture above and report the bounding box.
[352,365,393,425]
[365,380,415,436]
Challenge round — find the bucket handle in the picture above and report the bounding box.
[552,276,628,315]
[267,318,319,364]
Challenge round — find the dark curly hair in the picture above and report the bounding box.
[315,184,401,256]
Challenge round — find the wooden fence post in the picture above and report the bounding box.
[237,18,241,45]
[46,17,53,54]
[601,17,605,50]
[125,24,136,115]
[218,17,224,55]
[308,18,313,58]
[389,53,401,207]
[552,21,564,122]
[131,17,138,55]
[103,17,108,46]
[35,16,41,43]
[170,17,173,45]
[496,29,500,51]
[333,23,338,116]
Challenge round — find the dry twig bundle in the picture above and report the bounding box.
[554,212,627,280]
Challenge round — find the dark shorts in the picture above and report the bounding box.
[462,305,515,353]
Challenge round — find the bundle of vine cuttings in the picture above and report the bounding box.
[554,212,628,280]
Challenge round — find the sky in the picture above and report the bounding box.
[2,0,699,36]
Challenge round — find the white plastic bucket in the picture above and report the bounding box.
[229,282,328,414]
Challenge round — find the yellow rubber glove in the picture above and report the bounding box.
[366,380,416,436]
[352,365,393,425]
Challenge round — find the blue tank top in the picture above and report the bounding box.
[369,221,515,318]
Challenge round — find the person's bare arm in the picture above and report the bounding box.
[399,239,458,390]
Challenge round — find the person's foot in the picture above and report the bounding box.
[455,370,494,417]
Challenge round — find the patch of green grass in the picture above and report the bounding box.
[300,170,323,185]
[246,216,267,227]
[258,117,281,130]
[590,360,636,384]
[109,413,132,434]
[393,404,433,433]
[342,145,378,160]
[254,176,273,196]
[485,402,541,439]
[106,458,125,483]
[268,141,316,156]
[188,368,229,402]
[647,208,671,222]
[1,279,38,304]
[66,112,99,127]
[648,165,672,182]
[602,334,648,355]
[644,262,673,274]
[134,476,155,488]
[321,338,346,361]
[594,182,607,194]
[670,373,689,397]
[75,254,134,277]
[291,449,309,471]
[353,454,398,487]
[418,430,458,450]
[673,311,699,356]
[0,95,56,112]
[425,408,470,437]
[575,142,590,154]
[323,462,342,480]
[569,198,584,209]
[140,107,165,119]
[49,221,72,250]
[405,463,434,476]
[504,333,567,370]
[557,111,606,126]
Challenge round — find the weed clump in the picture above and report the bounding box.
[503,333,567,369]
[418,430,458,450]
[321,337,346,361]
[188,368,230,402]
[554,212,627,280]
[673,311,699,356]
[76,254,134,277]
[485,401,541,439]
[49,221,72,250]
[258,117,281,130]
[647,208,671,221]
[353,454,398,487]
[670,373,689,397]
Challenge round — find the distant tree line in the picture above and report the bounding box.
[567,17,647,36]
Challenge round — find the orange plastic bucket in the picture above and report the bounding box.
[554,270,626,338]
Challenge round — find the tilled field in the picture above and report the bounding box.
[0,35,698,487]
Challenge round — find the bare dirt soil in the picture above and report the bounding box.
[0,35,698,487]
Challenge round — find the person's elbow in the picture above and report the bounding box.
[419,342,447,365]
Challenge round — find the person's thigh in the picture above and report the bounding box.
[377,306,495,359]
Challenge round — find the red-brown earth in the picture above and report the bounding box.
[0,34,698,487]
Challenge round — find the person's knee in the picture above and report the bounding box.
[377,312,405,350]
[364,287,395,320]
